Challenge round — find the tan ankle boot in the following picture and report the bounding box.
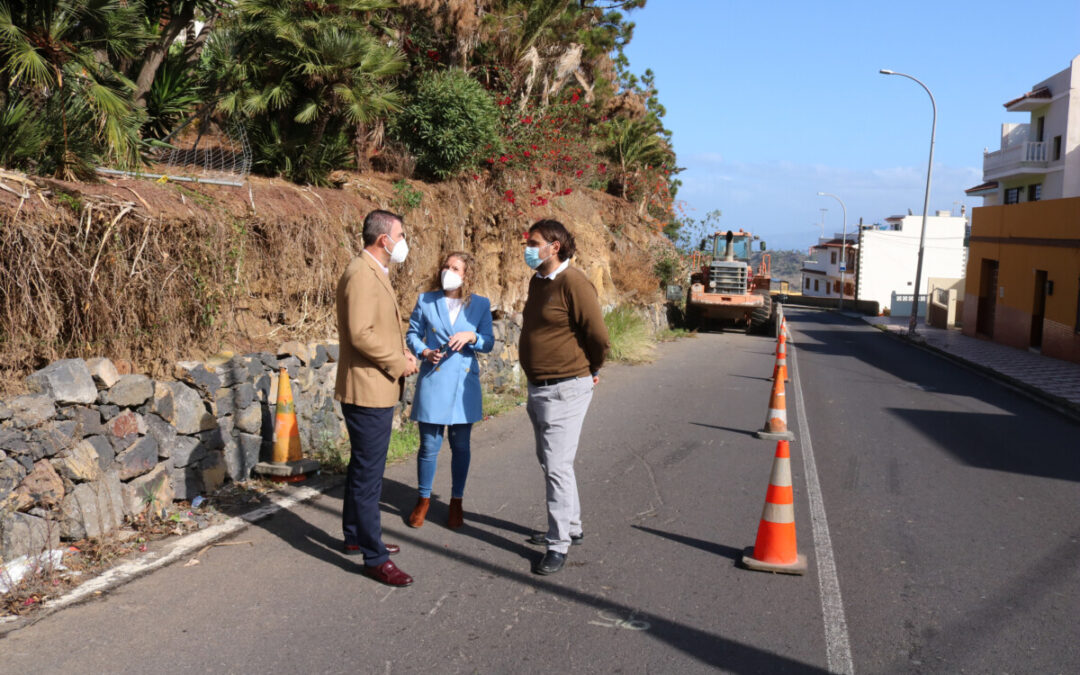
[408,497,430,528]
[448,497,464,529]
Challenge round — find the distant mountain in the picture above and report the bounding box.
[752,249,804,285]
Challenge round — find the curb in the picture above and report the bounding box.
[0,474,343,636]
[870,324,1080,424]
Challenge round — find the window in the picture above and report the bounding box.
[1028,184,1042,202]
[1036,116,1045,142]
[834,280,841,293]
[814,279,819,292]
[1054,135,1063,161]
[1004,187,1021,204]
[830,251,837,264]
[805,277,811,289]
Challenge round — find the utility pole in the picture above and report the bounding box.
[818,208,827,239]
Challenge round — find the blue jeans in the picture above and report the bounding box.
[417,422,472,499]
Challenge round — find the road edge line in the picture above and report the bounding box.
[789,340,855,675]
[0,480,335,635]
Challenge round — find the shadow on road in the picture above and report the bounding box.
[631,525,744,562]
[248,480,827,673]
[690,421,759,438]
[788,310,1080,483]
[886,408,1080,482]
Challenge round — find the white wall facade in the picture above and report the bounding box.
[857,215,968,313]
[800,236,857,299]
[973,54,1080,205]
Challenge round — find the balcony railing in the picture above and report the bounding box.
[983,141,1048,178]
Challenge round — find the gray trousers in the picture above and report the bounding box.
[526,376,594,554]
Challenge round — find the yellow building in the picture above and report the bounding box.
[963,54,1080,364]
[962,197,1080,363]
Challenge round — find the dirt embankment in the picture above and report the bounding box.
[0,169,670,395]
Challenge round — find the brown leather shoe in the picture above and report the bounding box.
[408,497,430,528]
[447,497,464,529]
[363,560,413,587]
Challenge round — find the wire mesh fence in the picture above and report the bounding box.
[97,117,252,187]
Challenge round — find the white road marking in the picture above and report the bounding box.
[789,340,855,675]
[427,593,450,617]
[588,610,651,631]
[0,485,325,625]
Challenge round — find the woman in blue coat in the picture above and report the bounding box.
[405,251,494,529]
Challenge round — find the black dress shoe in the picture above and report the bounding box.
[534,550,566,575]
[528,532,583,546]
[344,543,399,555]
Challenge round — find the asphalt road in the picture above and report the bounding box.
[2,311,1077,674]
[789,309,1080,674]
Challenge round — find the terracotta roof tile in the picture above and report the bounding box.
[1003,86,1051,109]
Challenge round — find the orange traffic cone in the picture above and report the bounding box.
[742,440,806,574]
[254,367,319,483]
[772,335,790,383]
[272,368,302,464]
[754,371,795,441]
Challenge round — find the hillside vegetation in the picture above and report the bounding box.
[0,0,685,391]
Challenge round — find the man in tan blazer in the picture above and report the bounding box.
[335,209,419,587]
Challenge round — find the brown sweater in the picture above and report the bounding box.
[519,265,610,382]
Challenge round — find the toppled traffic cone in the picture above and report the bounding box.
[772,334,790,383]
[254,367,319,483]
[754,371,795,441]
[741,440,806,574]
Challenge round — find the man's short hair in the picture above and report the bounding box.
[362,210,403,247]
[529,219,576,261]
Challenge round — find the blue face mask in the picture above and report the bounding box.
[524,243,550,269]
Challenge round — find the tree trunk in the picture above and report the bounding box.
[182,14,218,70]
[133,7,195,107]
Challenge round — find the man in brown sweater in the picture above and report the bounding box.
[519,219,610,575]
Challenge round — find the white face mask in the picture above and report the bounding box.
[383,232,409,264]
[441,269,463,291]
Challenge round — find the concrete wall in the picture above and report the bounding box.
[963,197,1080,363]
[857,216,968,313]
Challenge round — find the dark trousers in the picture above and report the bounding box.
[341,403,395,567]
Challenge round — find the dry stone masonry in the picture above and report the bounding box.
[0,316,528,563]
[0,344,343,562]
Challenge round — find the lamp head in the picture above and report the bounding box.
[879,69,894,75]
[817,191,826,196]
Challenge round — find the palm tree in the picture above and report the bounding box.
[211,0,405,183]
[0,0,147,177]
[600,116,673,198]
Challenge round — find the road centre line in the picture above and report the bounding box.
[788,340,855,675]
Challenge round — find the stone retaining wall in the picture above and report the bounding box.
[0,317,530,563]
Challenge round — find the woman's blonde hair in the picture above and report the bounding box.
[428,250,477,305]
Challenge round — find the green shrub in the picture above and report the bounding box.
[0,98,47,171]
[391,179,423,212]
[604,305,656,364]
[392,70,500,179]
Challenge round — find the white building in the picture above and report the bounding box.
[966,54,1080,205]
[800,235,857,299]
[857,213,968,315]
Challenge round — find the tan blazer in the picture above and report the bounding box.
[334,252,409,407]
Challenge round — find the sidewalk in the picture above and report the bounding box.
[860,314,1080,418]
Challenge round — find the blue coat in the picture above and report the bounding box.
[406,291,494,425]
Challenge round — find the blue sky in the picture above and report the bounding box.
[621,0,1080,252]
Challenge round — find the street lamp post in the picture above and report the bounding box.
[880,68,937,336]
[817,192,847,311]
